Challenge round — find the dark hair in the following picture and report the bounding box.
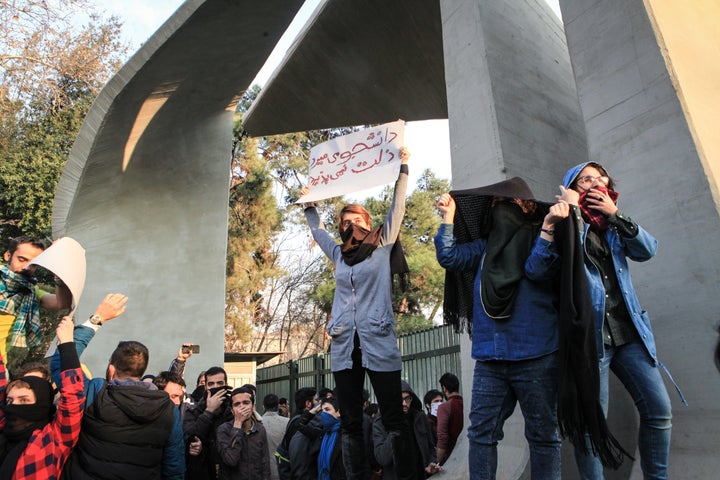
[231,386,255,405]
[153,371,186,390]
[109,341,149,379]
[204,366,227,382]
[423,389,443,407]
[439,372,460,394]
[241,383,257,395]
[366,403,379,417]
[13,361,51,382]
[278,397,288,405]
[294,387,317,415]
[196,371,206,387]
[320,396,339,412]
[263,393,279,410]
[318,387,333,399]
[6,236,45,256]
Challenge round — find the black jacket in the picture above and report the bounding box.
[62,382,175,479]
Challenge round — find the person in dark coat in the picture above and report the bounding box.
[373,380,441,479]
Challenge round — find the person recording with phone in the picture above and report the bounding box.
[183,366,234,480]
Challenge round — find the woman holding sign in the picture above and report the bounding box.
[300,146,414,480]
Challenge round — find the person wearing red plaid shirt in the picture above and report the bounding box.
[0,316,83,479]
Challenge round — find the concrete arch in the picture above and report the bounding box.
[55,0,719,478]
[52,0,304,384]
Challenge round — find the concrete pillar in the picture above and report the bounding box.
[560,0,720,478]
[52,0,304,383]
[440,0,587,198]
[438,1,587,477]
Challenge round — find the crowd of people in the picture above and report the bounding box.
[0,155,686,479]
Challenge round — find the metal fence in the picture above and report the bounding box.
[256,324,462,412]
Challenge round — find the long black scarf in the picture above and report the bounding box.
[480,201,542,319]
[554,207,630,469]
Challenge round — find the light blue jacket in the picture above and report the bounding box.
[304,167,408,372]
[563,162,659,362]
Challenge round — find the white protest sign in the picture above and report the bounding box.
[297,120,405,203]
[28,237,86,312]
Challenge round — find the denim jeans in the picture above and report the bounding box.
[468,353,561,480]
[574,339,672,480]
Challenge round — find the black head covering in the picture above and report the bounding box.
[442,177,549,333]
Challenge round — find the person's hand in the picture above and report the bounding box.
[177,343,193,362]
[188,436,203,456]
[425,462,442,475]
[233,404,253,427]
[437,193,456,223]
[56,316,75,344]
[91,293,128,324]
[309,402,322,415]
[543,200,570,227]
[557,185,579,206]
[399,146,411,164]
[206,388,227,414]
[585,188,618,216]
[299,186,316,209]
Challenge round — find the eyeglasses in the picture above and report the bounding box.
[401,395,413,404]
[576,175,609,186]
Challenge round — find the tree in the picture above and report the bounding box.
[1,1,128,240]
[0,78,96,239]
[1,1,127,119]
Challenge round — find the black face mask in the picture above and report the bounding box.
[190,385,206,402]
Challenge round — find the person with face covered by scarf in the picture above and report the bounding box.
[0,316,83,479]
[300,146,411,480]
[434,178,565,480]
[559,162,679,480]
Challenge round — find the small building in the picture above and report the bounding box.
[224,351,283,389]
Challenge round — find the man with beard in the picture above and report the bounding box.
[373,380,441,479]
[49,294,185,479]
[1,236,72,369]
[183,366,233,479]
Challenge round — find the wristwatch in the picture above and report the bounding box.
[89,314,103,326]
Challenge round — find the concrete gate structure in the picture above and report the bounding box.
[54,0,718,478]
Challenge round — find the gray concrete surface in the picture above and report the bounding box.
[243,0,448,136]
[560,1,720,478]
[52,0,303,384]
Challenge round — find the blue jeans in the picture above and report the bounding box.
[574,340,672,480]
[468,353,561,480]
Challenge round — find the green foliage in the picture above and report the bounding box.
[0,81,95,238]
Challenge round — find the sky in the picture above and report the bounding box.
[96,0,563,200]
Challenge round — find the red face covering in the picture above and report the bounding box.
[578,186,619,231]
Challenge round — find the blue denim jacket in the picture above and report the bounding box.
[574,208,660,362]
[434,224,560,361]
[304,168,408,372]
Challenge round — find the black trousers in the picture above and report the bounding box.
[333,334,413,480]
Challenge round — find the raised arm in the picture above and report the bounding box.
[380,147,410,245]
[433,193,484,272]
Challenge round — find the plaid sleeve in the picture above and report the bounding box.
[14,367,85,479]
